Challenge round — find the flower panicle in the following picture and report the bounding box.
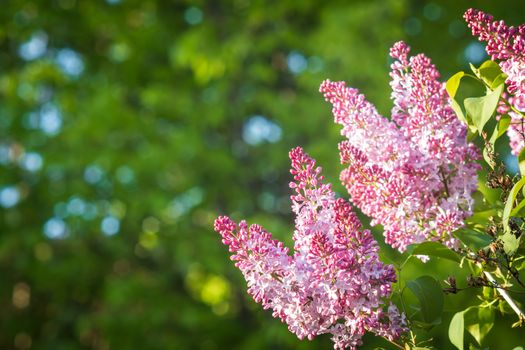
[214,147,406,349]
[321,41,480,252]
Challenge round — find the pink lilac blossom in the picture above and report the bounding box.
[464,8,525,155]
[214,147,405,349]
[320,41,480,252]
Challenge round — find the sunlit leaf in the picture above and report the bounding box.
[503,177,525,232]
[464,84,504,134]
[449,311,465,350]
[465,307,494,346]
[446,71,465,98]
[478,60,503,87]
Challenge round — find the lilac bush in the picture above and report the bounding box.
[215,8,525,350]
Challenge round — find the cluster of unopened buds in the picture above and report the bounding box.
[213,8,523,349]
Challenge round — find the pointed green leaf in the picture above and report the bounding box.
[491,73,507,89]
[449,311,465,350]
[470,62,479,77]
[476,178,501,205]
[446,71,465,98]
[483,114,511,168]
[467,209,499,225]
[464,307,494,346]
[478,60,503,87]
[409,241,461,263]
[451,98,468,124]
[453,228,493,250]
[503,176,525,232]
[500,231,520,256]
[464,84,504,134]
[511,198,525,217]
[446,72,468,124]
[406,276,444,325]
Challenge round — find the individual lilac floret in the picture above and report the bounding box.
[214,147,405,349]
[465,8,525,155]
[320,42,480,252]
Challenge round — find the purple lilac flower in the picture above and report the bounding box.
[320,41,480,252]
[214,147,405,349]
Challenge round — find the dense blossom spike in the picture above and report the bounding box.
[465,8,525,155]
[214,147,405,349]
[320,41,480,252]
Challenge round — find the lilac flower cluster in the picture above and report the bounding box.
[465,8,525,155]
[320,42,480,252]
[214,147,405,349]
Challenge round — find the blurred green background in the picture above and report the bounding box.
[1,1,524,349]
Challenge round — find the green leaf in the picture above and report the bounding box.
[483,114,511,168]
[496,114,512,138]
[478,60,503,87]
[464,84,504,134]
[511,198,525,217]
[453,228,493,250]
[470,62,479,77]
[449,311,465,350]
[491,73,507,89]
[475,179,501,206]
[464,307,494,346]
[446,71,465,98]
[467,209,499,226]
[500,231,520,256]
[409,241,461,263]
[446,72,468,124]
[406,276,444,325]
[451,98,468,124]
[503,176,525,232]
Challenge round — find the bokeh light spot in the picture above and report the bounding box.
[0,186,20,208]
[116,166,135,184]
[43,218,68,239]
[20,152,43,172]
[184,7,203,25]
[287,51,308,74]
[67,197,86,216]
[18,31,47,61]
[101,216,120,236]
[55,48,85,77]
[242,115,282,145]
[84,165,104,184]
[12,283,30,309]
[464,41,487,64]
[39,103,62,136]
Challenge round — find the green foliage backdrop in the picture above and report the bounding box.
[1,1,524,349]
